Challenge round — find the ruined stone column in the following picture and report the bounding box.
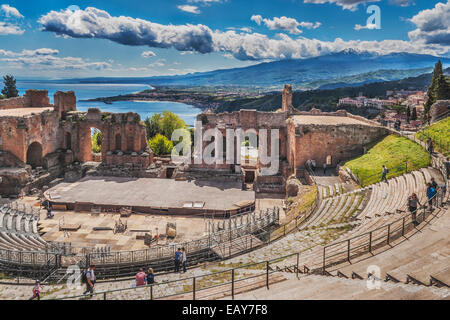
[282,84,293,112]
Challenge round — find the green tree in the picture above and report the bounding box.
[411,107,417,121]
[149,134,174,156]
[424,60,444,117]
[435,73,450,100]
[144,111,186,140]
[1,75,19,98]
[91,131,102,153]
[144,113,162,139]
[160,111,187,139]
[406,106,411,123]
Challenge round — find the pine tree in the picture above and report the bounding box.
[1,75,19,98]
[435,73,450,100]
[424,60,444,117]
[406,106,411,123]
[411,107,417,121]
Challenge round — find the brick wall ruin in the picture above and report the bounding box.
[195,93,391,180]
[0,90,153,196]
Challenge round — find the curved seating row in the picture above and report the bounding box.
[0,205,49,252]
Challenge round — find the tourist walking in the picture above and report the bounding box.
[29,280,42,300]
[426,183,437,211]
[407,193,421,226]
[46,206,54,219]
[83,265,96,298]
[181,247,187,273]
[381,165,388,183]
[323,163,327,175]
[427,138,434,154]
[136,268,146,287]
[174,248,182,273]
[431,177,438,190]
[146,268,155,285]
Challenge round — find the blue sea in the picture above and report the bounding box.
[16,81,201,126]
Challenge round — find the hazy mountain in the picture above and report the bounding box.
[67,50,449,89]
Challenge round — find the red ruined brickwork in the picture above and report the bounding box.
[196,88,391,178]
[0,90,153,170]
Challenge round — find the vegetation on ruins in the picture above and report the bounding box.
[148,133,174,156]
[424,60,450,117]
[344,135,431,187]
[416,117,450,157]
[1,75,19,99]
[91,131,102,153]
[144,111,187,140]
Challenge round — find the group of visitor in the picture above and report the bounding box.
[407,177,446,226]
[135,268,155,287]
[174,247,187,273]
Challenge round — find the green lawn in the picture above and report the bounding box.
[416,117,450,157]
[344,135,431,187]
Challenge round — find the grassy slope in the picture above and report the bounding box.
[344,135,431,187]
[416,117,450,157]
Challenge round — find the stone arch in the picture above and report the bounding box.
[26,142,43,168]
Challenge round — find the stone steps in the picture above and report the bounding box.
[229,274,450,300]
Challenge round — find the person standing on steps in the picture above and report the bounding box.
[381,165,389,183]
[135,268,146,287]
[146,268,155,285]
[407,193,421,226]
[29,280,42,300]
[427,138,434,154]
[83,265,96,298]
[174,248,182,273]
[430,178,440,206]
[426,183,437,211]
[431,177,438,190]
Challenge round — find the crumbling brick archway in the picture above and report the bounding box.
[26,141,43,168]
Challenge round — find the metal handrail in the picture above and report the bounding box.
[58,251,301,300]
[56,180,446,300]
[322,190,442,271]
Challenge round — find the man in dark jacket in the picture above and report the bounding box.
[426,183,437,211]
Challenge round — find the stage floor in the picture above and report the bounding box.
[46,176,255,211]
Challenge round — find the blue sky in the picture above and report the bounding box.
[0,0,448,79]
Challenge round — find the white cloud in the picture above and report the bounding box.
[141,50,156,58]
[37,6,449,62]
[389,0,415,6]
[408,0,450,45]
[188,0,223,3]
[212,31,448,60]
[251,15,321,35]
[38,7,214,53]
[303,0,379,11]
[178,5,201,14]
[226,26,253,33]
[354,23,377,30]
[1,4,23,18]
[0,21,23,35]
[148,59,166,67]
[251,15,263,26]
[0,47,111,70]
